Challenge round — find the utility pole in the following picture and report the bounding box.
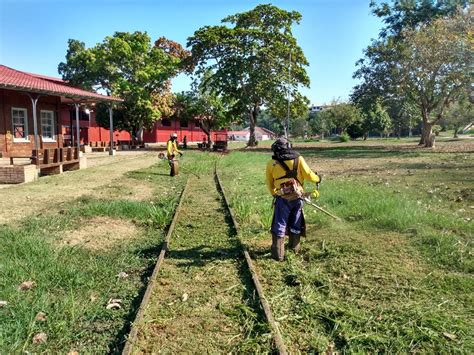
[285,51,291,139]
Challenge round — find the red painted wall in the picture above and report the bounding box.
[59,106,131,145]
[0,88,62,157]
[143,119,227,143]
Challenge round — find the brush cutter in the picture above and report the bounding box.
[303,192,342,221]
[158,152,200,179]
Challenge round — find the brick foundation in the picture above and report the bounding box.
[0,164,38,184]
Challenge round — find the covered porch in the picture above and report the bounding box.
[0,65,122,183]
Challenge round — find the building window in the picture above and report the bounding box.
[161,118,171,127]
[12,108,28,141]
[41,110,55,141]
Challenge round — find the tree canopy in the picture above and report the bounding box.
[187,4,310,146]
[58,32,189,135]
[353,0,471,147]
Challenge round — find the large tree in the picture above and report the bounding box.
[58,32,189,136]
[353,0,470,147]
[187,4,310,146]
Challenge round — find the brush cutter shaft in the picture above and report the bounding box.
[303,198,342,221]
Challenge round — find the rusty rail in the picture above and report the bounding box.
[214,166,288,355]
[122,178,189,355]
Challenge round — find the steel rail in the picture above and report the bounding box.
[122,178,189,355]
[214,166,288,355]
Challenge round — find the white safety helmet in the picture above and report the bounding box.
[171,133,178,138]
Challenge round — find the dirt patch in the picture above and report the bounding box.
[61,216,138,251]
[94,178,155,201]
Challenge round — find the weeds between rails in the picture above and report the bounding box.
[122,168,288,354]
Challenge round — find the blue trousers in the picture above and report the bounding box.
[271,196,305,238]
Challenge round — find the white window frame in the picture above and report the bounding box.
[40,110,56,142]
[11,107,29,142]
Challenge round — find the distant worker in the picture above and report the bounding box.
[167,133,183,176]
[266,138,321,261]
[183,135,188,149]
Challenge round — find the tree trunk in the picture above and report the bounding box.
[247,105,258,147]
[200,121,213,150]
[420,120,435,148]
[453,127,459,138]
[207,131,212,150]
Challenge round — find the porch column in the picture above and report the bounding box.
[27,94,40,163]
[74,103,81,157]
[109,105,114,156]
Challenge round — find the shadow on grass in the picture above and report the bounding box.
[236,145,427,159]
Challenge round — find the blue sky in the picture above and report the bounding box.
[0,0,382,105]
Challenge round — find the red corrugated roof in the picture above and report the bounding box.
[0,65,122,102]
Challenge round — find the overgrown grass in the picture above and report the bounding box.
[0,163,186,352]
[217,149,473,353]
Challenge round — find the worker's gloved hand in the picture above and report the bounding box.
[179,152,183,157]
[311,189,320,199]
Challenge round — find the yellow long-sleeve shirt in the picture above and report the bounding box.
[266,156,320,196]
[167,139,182,159]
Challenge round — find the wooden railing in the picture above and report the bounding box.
[31,147,79,167]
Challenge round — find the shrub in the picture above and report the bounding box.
[339,133,350,142]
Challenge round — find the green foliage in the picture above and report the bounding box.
[325,102,363,134]
[268,91,310,136]
[308,109,335,138]
[366,101,392,137]
[59,32,188,133]
[258,109,285,136]
[290,116,309,138]
[338,133,350,142]
[432,125,442,136]
[171,72,233,144]
[188,4,310,145]
[444,93,474,137]
[353,2,471,146]
[346,120,364,139]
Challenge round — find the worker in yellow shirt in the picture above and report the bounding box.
[167,133,183,176]
[266,138,321,261]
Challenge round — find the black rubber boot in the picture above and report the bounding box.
[271,234,285,261]
[288,234,301,253]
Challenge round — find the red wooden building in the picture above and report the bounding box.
[143,117,227,144]
[0,65,122,183]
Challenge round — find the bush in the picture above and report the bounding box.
[339,133,350,142]
[347,122,365,139]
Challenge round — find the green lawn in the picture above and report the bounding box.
[217,145,473,353]
[0,142,472,353]
[0,163,186,353]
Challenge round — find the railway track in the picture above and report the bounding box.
[122,165,287,354]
